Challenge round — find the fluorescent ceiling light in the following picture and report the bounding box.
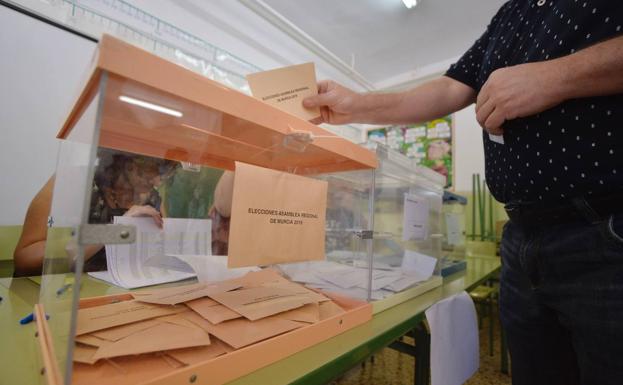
[118,95,183,117]
[402,0,417,9]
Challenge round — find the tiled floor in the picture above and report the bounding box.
[333,307,511,385]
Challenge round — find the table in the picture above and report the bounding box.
[0,255,500,385]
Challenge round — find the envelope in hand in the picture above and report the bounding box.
[209,285,314,321]
[76,300,185,335]
[92,321,211,361]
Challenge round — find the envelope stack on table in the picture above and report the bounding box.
[73,269,345,369]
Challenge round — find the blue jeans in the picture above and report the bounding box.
[500,208,623,385]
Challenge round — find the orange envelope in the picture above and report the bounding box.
[131,280,242,305]
[228,162,328,268]
[92,319,162,342]
[182,311,304,349]
[166,338,232,366]
[319,300,346,320]
[76,300,185,335]
[92,322,211,361]
[209,286,313,321]
[73,344,99,365]
[233,268,290,288]
[275,303,320,323]
[186,297,242,324]
[75,335,112,348]
[246,62,320,121]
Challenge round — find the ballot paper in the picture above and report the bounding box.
[149,254,260,283]
[228,162,328,268]
[279,259,436,300]
[401,249,438,278]
[489,133,504,145]
[90,216,213,289]
[246,62,321,121]
[402,193,430,241]
[425,292,479,385]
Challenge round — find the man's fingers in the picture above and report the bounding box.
[488,126,504,135]
[317,80,331,93]
[476,98,496,128]
[151,213,163,228]
[476,83,490,112]
[484,108,506,134]
[303,92,335,109]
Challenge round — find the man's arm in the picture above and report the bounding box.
[303,76,476,126]
[476,35,623,134]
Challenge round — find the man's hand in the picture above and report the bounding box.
[124,205,163,228]
[303,80,363,125]
[476,61,564,134]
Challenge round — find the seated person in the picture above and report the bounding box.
[13,150,177,276]
[210,170,233,256]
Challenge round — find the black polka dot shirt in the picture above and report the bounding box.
[445,0,623,204]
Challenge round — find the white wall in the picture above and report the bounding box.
[453,105,485,191]
[0,5,96,225]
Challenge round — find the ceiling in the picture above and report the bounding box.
[261,0,506,88]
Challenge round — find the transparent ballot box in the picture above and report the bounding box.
[37,35,375,385]
[439,191,468,276]
[370,145,444,311]
[279,144,444,313]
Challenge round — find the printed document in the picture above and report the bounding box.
[89,216,212,289]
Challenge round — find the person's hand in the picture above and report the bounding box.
[124,205,163,228]
[476,61,564,134]
[303,80,363,125]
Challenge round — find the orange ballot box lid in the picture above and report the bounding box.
[58,34,377,175]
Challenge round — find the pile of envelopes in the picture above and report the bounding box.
[73,269,345,367]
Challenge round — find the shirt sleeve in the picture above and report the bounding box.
[444,6,505,91]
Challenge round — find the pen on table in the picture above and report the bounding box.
[19,312,49,325]
[56,283,72,296]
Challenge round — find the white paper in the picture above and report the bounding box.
[321,267,368,289]
[402,193,430,241]
[401,249,437,278]
[425,291,479,385]
[165,254,259,282]
[370,270,404,291]
[489,133,504,144]
[385,273,428,292]
[104,217,200,289]
[444,212,465,246]
[163,218,211,256]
